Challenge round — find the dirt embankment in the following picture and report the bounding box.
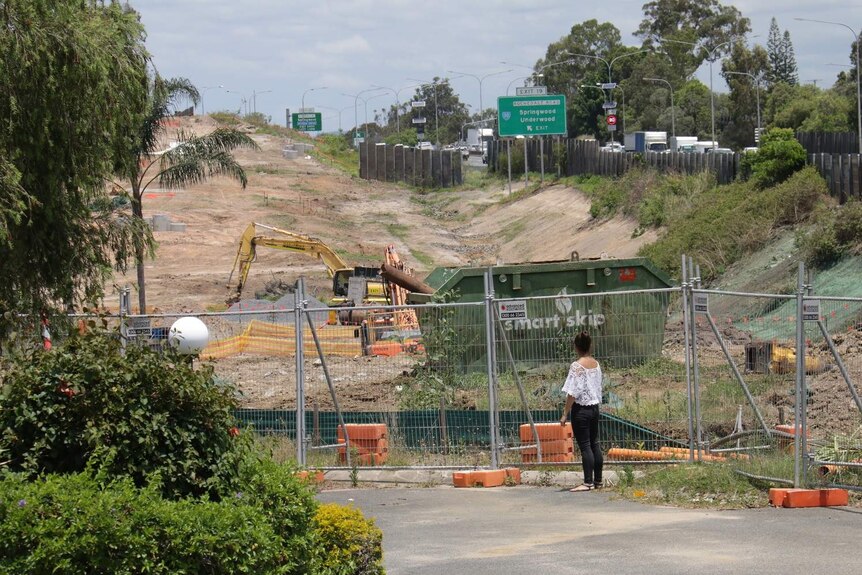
[115,117,654,312]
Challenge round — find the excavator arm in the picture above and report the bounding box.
[227,222,352,302]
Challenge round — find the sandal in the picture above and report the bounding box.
[569,483,595,492]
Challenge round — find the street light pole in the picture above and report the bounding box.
[251,89,271,115]
[794,18,861,152]
[226,90,248,116]
[661,38,737,149]
[724,71,761,142]
[200,85,223,115]
[371,84,418,134]
[302,86,328,110]
[345,88,384,135]
[447,68,512,125]
[563,49,651,84]
[643,77,675,138]
[316,105,350,132]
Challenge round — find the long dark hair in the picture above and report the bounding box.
[574,331,592,355]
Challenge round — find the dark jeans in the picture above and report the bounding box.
[570,403,603,485]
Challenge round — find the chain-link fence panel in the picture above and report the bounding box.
[803,295,862,491]
[491,288,685,467]
[301,299,492,468]
[690,289,802,483]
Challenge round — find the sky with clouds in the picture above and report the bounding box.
[133,0,860,132]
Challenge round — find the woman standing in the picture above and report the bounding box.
[559,331,603,492]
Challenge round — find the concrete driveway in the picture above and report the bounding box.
[319,486,862,575]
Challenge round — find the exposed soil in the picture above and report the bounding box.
[115,117,862,435]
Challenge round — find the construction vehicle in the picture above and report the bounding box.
[226,222,386,306]
[744,341,827,375]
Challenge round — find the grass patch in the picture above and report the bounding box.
[410,249,435,267]
[460,169,500,191]
[499,181,543,205]
[618,462,765,509]
[312,134,358,177]
[385,223,409,241]
[209,111,241,126]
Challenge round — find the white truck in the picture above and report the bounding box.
[624,131,669,152]
[693,141,720,153]
[669,136,697,152]
[466,128,494,154]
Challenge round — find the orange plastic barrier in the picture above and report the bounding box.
[337,424,388,465]
[519,423,573,442]
[473,469,507,487]
[295,470,325,484]
[337,424,387,441]
[521,439,574,456]
[453,471,475,488]
[769,488,849,508]
[504,468,521,485]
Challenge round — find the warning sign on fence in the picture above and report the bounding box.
[498,300,528,320]
[802,299,821,322]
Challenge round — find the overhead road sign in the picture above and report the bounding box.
[292,112,322,131]
[516,86,547,96]
[497,95,567,137]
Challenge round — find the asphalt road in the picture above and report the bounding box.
[319,486,862,575]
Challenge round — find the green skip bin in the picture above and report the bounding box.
[408,257,675,371]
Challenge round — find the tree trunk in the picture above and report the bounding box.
[132,184,147,313]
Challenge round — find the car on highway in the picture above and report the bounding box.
[600,142,624,153]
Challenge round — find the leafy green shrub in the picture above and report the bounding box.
[641,167,828,280]
[833,200,862,245]
[743,128,807,189]
[233,455,318,568]
[0,331,245,499]
[799,199,862,268]
[311,503,384,575]
[0,472,296,574]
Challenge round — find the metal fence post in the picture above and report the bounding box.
[793,262,806,488]
[689,257,703,453]
[483,268,499,469]
[295,277,307,466]
[681,256,695,462]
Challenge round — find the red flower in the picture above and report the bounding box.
[229,427,240,437]
[57,382,76,398]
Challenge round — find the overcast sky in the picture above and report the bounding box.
[133,1,860,131]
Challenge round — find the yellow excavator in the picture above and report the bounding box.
[226,222,387,305]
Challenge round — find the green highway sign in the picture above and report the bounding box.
[292,112,322,131]
[497,95,567,137]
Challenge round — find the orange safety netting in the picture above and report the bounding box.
[201,319,361,359]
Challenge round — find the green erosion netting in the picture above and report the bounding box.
[234,409,679,452]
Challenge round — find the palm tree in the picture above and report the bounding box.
[116,76,258,312]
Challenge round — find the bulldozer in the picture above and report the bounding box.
[226,222,388,306]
